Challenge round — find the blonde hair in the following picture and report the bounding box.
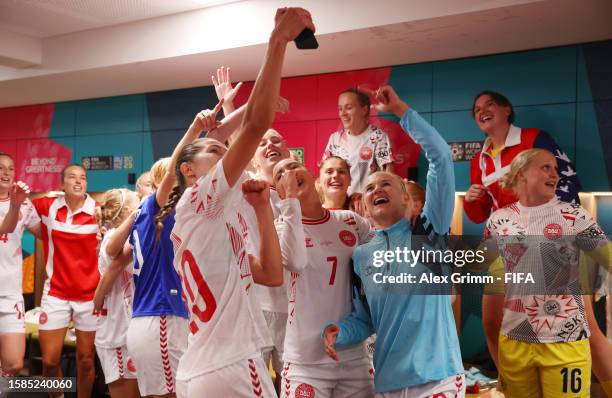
[404,180,425,204]
[499,149,552,193]
[95,188,132,231]
[149,157,171,189]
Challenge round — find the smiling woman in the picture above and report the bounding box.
[322,88,393,196]
[463,90,582,224]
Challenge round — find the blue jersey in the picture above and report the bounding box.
[130,194,188,318]
[331,108,463,393]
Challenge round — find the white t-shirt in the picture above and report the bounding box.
[0,198,39,299]
[324,125,392,195]
[280,208,372,364]
[486,199,608,343]
[171,161,274,380]
[95,228,134,348]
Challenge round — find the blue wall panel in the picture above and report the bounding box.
[576,101,610,191]
[387,63,433,113]
[73,133,144,192]
[75,95,145,135]
[432,46,577,112]
[49,102,75,138]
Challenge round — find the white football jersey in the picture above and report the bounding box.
[0,198,39,297]
[280,208,372,364]
[95,228,134,349]
[171,161,274,380]
[486,199,608,343]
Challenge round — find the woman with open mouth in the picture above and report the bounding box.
[0,152,36,378]
[485,148,611,398]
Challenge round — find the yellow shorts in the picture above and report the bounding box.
[498,335,591,398]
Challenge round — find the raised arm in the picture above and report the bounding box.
[242,179,283,286]
[105,210,136,259]
[93,249,132,311]
[222,8,315,187]
[0,182,30,234]
[274,169,307,273]
[373,85,455,234]
[156,100,224,207]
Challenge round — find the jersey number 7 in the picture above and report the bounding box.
[181,249,217,334]
[327,256,338,285]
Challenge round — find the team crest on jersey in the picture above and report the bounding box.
[359,146,373,160]
[339,230,357,247]
[543,223,562,240]
[525,295,578,334]
[295,383,315,398]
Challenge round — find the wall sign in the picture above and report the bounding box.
[82,155,134,170]
[290,148,305,164]
[449,141,483,162]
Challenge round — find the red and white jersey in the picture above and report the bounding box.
[324,125,393,195]
[0,198,39,297]
[171,161,272,380]
[281,208,372,364]
[33,195,99,301]
[95,228,134,349]
[486,199,608,343]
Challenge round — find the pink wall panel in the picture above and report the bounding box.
[231,66,418,179]
[0,140,17,158]
[0,104,54,139]
[17,138,73,192]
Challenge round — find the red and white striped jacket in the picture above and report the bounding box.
[464,125,581,224]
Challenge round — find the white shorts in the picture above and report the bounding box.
[95,344,137,384]
[0,296,25,334]
[39,294,96,331]
[262,310,287,374]
[375,374,466,398]
[126,315,188,396]
[176,355,276,398]
[282,356,374,398]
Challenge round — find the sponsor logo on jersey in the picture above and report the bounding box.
[543,223,562,240]
[339,230,357,247]
[359,146,373,161]
[295,383,315,397]
[39,312,48,325]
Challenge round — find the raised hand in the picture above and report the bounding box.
[10,181,30,208]
[365,85,409,117]
[192,99,224,132]
[349,193,365,217]
[275,96,290,113]
[323,325,340,361]
[273,7,315,44]
[242,179,271,209]
[278,169,300,199]
[212,66,243,104]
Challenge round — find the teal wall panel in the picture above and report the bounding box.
[48,102,75,138]
[513,103,576,161]
[576,101,610,191]
[431,111,484,191]
[387,63,433,113]
[576,47,593,103]
[432,46,577,112]
[75,94,145,135]
[596,197,612,232]
[74,133,144,192]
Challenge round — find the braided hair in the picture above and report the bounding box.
[154,141,207,241]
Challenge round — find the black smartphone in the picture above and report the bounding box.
[294,28,318,49]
